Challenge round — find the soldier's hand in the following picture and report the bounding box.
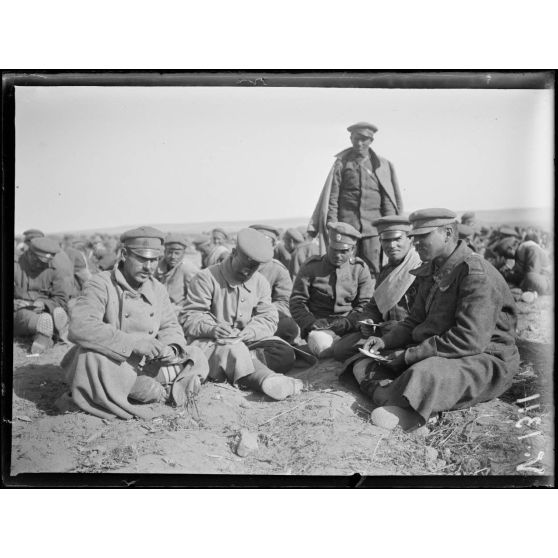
[363,336,385,353]
[379,320,399,336]
[360,322,379,337]
[132,337,164,359]
[211,323,234,339]
[311,318,330,331]
[155,345,179,364]
[238,328,255,343]
[330,317,352,335]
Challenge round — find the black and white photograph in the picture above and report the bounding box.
[3,71,554,484]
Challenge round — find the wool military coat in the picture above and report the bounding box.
[257,259,293,317]
[155,257,200,313]
[378,241,520,423]
[290,254,374,337]
[14,251,71,314]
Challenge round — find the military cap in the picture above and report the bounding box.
[164,233,188,247]
[284,228,304,243]
[499,225,520,238]
[373,215,411,240]
[347,121,378,139]
[120,226,164,258]
[23,229,45,241]
[212,227,228,240]
[236,228,273,263]
[460,211,476,224]
[328,222,362,249]
[249,224,280,242]
[408,208,457,236]
[193,234,211,248]
[458,223,474,239]
[29,236,61,256]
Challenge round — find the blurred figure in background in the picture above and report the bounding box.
[193,233,230,268]
[155,233,200,316]
[249,224,299,344]
[14,237,72,353]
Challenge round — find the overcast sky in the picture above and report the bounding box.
[14,85,553,234]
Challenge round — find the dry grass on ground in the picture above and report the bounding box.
[8,296,554,481]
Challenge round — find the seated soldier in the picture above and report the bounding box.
[334,216,421,362]
[354,209,519,433]
[249,224,300,343]
[193,234,231,269]
[274,231,293,269]
[290,222,374,358]
[62,227,208,420]
[14,237,73,353]
[458,223,477,252]
[22,229,77,297]
[155,233,200,316]
[181,228,302,401]
[484,225,520,272]
[286,227,320,279]
[507,232,551,295]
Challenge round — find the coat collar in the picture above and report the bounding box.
[112,265,156,305]
[218,256,254,292]
[334,147,381,170]
[410,241,472,286]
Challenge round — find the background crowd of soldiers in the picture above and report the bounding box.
[12,121,554,432]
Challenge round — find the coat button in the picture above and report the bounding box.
[124,313,130,318]
[239,313,242,317]
[241,298,245,302]
[149,330,154,334]
[150,312,154,317]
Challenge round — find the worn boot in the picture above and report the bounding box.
[52,307,69,344]
[241,357,303,401]
[31,313,54,354]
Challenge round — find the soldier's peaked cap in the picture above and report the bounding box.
[164,233,188,247]
[236,228,273,263]
[249,224,280,241]
[284,228,305,243]
[120,226,164,257]
[30,236,60,255]
[499,225,520,238]
[328,222,361,248]
[347,121,378,138]
[373,215,411,239]
[23,229,45,240]
[408,208,457,236]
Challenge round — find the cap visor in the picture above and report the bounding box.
[329,242,352,249]
[408,226,438,237]
[379,231,405,240]
[128,248,161,258]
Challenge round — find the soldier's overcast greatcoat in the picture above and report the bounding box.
[290,254,373,337]
[378,241,520,423]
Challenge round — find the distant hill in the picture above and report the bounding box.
[50,207,552,236]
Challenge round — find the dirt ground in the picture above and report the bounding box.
[9,295,554,480]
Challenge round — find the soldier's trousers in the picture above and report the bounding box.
[191,338,296,385]
[357,235,381,278]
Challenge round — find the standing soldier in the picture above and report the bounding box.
[14,237,72,353]
[308,122,403,281]
[155,233,200,316]
[290,222,374,358]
